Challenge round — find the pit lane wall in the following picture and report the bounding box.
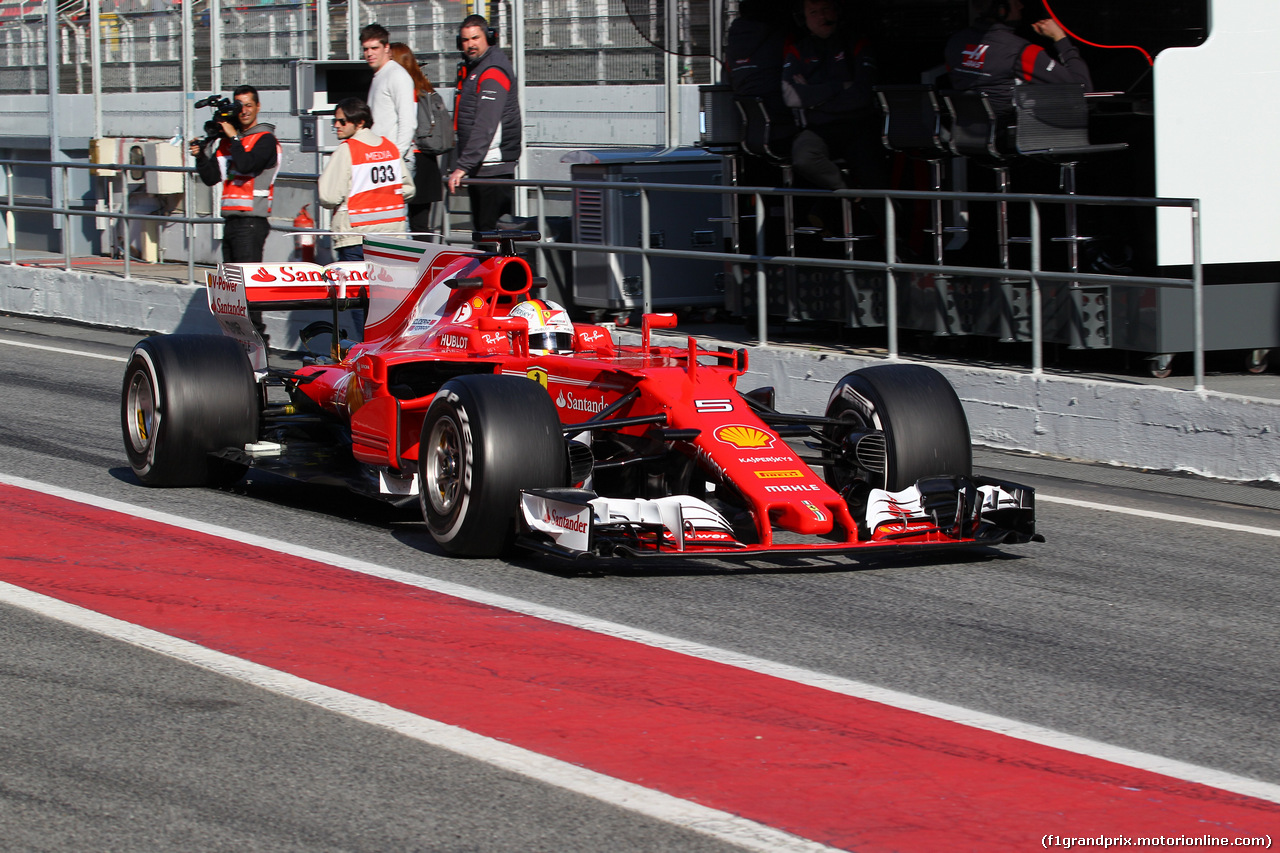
[5,263,1279,485]
[725,344,1280,486]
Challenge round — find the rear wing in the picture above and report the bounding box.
[206,242,479,367]
[206,261,371,370]
[207,261,370,311]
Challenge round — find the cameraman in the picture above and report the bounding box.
[189,85,281,263]
[190,84,281,341]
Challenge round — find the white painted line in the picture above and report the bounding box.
[0,339,127,362]
[4,473,1280,807]
[1040,494,1280,538]
[0,580,835,853]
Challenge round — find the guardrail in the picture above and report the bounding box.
[0,158,1206,389]
[479,175,1203,389]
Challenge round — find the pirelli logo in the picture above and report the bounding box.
[754,469,805,480]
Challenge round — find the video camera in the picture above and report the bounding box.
[194,94,243,143]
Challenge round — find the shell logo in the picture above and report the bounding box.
[714,424,775,449]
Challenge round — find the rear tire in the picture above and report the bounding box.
[121,335,260,486]
[419,375,568,557]
[824,364,971,493]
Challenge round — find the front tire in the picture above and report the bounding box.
[419,375,568,557]
[121,334,260,486]
[824,364,972,493]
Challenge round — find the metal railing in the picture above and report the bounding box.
[477,176,1204,388]
[0,158,1206,389]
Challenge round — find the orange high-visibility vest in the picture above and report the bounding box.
[217,130,280,216]
[345,136,406,227]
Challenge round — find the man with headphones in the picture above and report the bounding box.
[447,14,521,232]
[944,0,1093,115]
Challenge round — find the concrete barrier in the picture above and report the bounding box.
[0,264,332,346]
[5,262,1279,484]
[729,344,1280,485]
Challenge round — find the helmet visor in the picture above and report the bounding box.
[529,331,575,354]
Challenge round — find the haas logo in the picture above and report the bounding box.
[250,267,276,282]
[961,43,988,69]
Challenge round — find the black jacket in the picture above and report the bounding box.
[781,28,878,129]
[453,47,521,177]
[944,20,1092,114]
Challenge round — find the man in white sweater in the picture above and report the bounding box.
[360,23,416,181]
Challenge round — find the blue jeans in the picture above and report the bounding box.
[335,243,365,337]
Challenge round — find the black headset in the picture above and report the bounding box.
[457,22,498,51]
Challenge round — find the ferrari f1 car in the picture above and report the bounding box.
[121,232,1041,560]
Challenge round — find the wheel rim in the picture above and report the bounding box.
[425,416,463,517]
[125,369,157,456]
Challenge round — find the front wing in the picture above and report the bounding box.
[516,476,1040,560]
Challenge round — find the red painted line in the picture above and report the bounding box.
[2,484,1278,850]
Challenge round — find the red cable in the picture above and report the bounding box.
[1040,0,1154,66]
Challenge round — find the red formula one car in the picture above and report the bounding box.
[121,232,1040,560]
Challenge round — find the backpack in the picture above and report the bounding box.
[415,90,455,155]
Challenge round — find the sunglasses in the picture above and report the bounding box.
[332,117,350,126]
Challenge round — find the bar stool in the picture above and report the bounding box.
[941,89,1016,270]
[874,84,959,266]
[737,96,807,322]
[877,84,967,335]
[942,89,1031,340]
[1012,84,1128,348]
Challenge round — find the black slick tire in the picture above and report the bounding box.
[418,374,568,557]
[824,364,972,493]
[121,334,260,487]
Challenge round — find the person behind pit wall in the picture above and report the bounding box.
[944,0,1095,267]
[944,0,1093,121]
[189,83,281,347]
[447,14,522,234]
[389,43,445,242]
[781,0,891,238]
[317,97,414,337]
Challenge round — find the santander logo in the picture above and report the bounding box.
[544,507,588,533]
[250,267,276,282]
